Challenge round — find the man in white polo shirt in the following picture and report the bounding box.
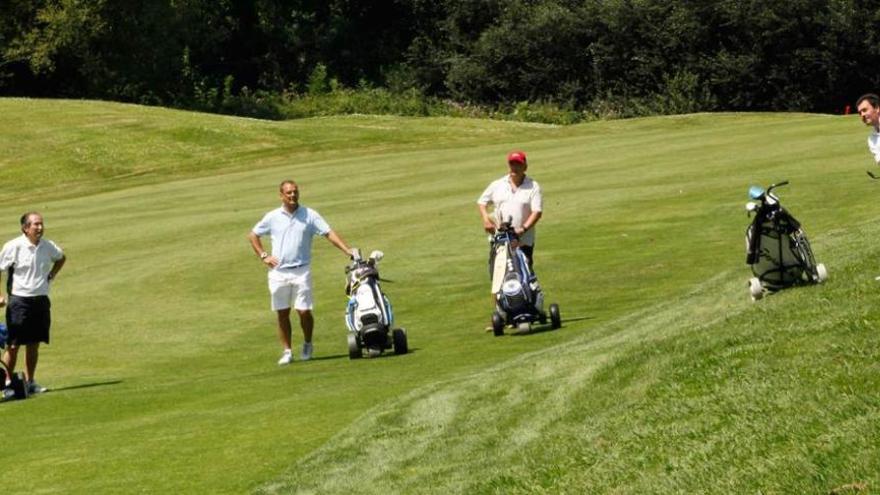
[248,180,353,365]
[478,150,544,270]
[857,93,880,165]
[0,212,66,395]
[477,151,544,330]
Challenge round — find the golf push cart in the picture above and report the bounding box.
[490,221,560,335]
[344,248,408,359]
[745,180,828,301]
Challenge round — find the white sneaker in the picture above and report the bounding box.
[301,342,313,361]
[277,350,293,366]
[27,381,48,394]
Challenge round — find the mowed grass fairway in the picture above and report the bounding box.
[1,98,878,494]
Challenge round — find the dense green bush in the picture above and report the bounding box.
[2,0,878,120]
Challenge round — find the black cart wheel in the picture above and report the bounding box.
[392,328,408,355]
[492,312,505,337]
[347,333,362,360]
[549,304,561,329]
[6,371,28,400]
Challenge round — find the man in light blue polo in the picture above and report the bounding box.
[248,180,353,365]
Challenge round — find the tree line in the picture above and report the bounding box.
[2,0,879,120]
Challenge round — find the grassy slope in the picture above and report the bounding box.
[265,226,880,494]
[0,99,877,494]
[0,98,559,201]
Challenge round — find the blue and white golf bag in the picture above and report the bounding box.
[0,321,28,401]
[489,223,561,335]
[491,225,546,322]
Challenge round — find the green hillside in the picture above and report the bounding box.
[0,99,877,494]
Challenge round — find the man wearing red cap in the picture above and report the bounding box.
[477,150,544,270]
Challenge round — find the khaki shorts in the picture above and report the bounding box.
[268,266,314,311]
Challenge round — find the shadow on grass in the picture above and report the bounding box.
[332,348,420,361]
[559,315,594,323]
[304,349,419,362]
[51,380,123,393]
[308,353,351,362]
[378,347,419,358]
[506,314,594,337]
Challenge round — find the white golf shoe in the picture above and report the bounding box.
[277,350,293,366]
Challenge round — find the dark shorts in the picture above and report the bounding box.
[488,243,534,279]
[5,295,51,346]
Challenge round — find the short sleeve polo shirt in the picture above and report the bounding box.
[0,235,64,297]
[477,175,543,246]
[868,130,880,164]
[252,206,331,269]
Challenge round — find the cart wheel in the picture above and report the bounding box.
[347,333,362,360]
[549,304,561,329]
[10,372,27,400]
[816,263,828,283]
[492,312,505,337]
[749,277,763,301]
[392,328,408,355]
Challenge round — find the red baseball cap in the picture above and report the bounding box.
[507,151,527,165]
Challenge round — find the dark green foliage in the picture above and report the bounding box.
[2,0,880,118]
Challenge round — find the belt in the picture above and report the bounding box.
[276,263,306,271]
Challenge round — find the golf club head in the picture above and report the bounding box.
[369,250,384,262]
[867,170,880,180]
[748,185,765,200]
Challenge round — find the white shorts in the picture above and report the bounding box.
[268,266,314,311]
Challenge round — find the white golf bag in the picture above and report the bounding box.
[344,249,408,359]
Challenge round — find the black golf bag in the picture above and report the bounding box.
[745,181,827,300]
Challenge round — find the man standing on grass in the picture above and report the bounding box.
[856,93,880,165]
[248,180,353,365]
[0,212,66,395]
[477,151,543,329]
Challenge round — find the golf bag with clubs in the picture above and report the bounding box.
[490,221,560,335]
[0,322,28,402]
[745,180,828,300]
[344,248,408,359]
